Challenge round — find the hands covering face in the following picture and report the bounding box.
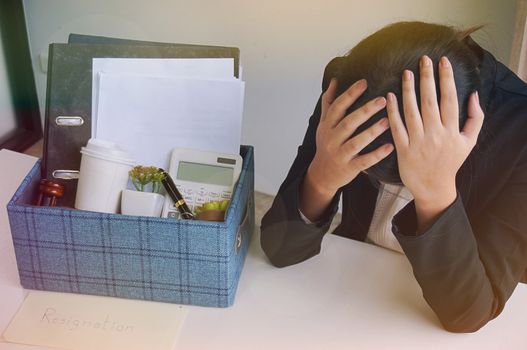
[386,55,484,206]
[310,55,484,208]
[308,56,483,228]
[308,78,394,196]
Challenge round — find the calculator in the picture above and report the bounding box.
[161,148,243,219]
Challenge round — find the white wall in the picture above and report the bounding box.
[23,0,516,195]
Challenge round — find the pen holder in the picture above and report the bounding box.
[121,189,165,217]
[35,179,65,207]
[7,146,255,307]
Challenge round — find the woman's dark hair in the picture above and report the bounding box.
[334,21,483,184]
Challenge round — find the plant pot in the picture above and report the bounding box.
[195,210,226,222]
[121,189,165,217]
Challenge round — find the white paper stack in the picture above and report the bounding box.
[92,58,244,168]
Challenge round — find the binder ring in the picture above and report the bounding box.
[55,116,84,126]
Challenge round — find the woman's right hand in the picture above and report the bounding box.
[305,78,394,201]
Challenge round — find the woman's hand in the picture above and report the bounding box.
[300,78,394,221]
[386,55,484,232]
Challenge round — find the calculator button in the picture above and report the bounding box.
[196,197,205,204]
[209,192,220,198]
[167,211,180,219]
[221,191,231,199]
[198,189,206,197]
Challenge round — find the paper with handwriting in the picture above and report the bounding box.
[3,291,187,350]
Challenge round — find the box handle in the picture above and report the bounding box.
[235,194,253,254]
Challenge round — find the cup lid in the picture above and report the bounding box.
[81,138,136,165]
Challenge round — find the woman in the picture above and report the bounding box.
[260,22,527,333]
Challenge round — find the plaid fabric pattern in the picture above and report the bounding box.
[7,146,254,307]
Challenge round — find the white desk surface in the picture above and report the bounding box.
[0,148,526,350]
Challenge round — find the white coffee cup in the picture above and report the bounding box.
[75,139,136,213]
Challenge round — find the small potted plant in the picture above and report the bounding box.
[121,166,166,217]
[194,199,230,222]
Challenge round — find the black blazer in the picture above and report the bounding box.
[260,47,527,333]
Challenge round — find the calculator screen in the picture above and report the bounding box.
[177,161,234,186]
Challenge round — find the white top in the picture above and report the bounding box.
[366,183,413,254]
[298,183,412,253]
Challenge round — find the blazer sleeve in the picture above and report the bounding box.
[260,58,343,267]
[392,150,527,333]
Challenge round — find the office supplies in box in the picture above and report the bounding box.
[7,146,254,308]
[43,36,240,206]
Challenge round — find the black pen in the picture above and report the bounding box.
[158,168,194,220]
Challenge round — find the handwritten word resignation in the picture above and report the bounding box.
[41,308,134,333]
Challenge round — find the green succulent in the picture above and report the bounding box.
[195,200,230,215]
[129,166,166,193]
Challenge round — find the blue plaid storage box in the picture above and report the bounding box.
[7,146,254,307]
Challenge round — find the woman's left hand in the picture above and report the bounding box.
[386,55,484,232]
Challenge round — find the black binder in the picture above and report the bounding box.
[42,36,240,206]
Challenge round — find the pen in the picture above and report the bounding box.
[158,168,194,220]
